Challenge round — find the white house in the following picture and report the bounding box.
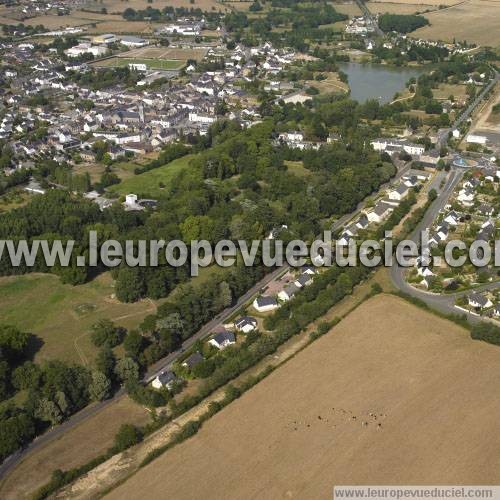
[468,293,493,310]
[152,370,177,390]
[388,183,410,201]
[253,296,279,312]
[208,331,236,350]
[234,316,258,333]
[278,284,300,302]
[367,203,394,224]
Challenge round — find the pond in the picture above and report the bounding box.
[338,62,427,105]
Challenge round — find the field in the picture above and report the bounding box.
[125,46,208,61]
[329,2,363,16]
[107,294,500,499]
[82,0,227,13]
[94,57,185,70]
[0,273,156,365]
[306,71,349,95]
[108,154,196,198]
[0,396,151,500]
[414,0,500,46]
[367,2,438,14]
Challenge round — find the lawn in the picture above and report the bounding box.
[0,273,156,365]
[108,154,196,198]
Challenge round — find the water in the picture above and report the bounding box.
[338,62,426,104]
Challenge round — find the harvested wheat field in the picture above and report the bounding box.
[106,295,500,500]
[415,0,500,46]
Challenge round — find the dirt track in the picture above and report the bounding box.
[105,295,500,499]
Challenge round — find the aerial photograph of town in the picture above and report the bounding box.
[0,0,498,498]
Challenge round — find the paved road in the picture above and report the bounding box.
[388,166,500,320]
[353,0,383,37]
[454,69,499,130]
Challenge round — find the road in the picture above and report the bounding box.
[454,69,499,130]
[353,0,383,37]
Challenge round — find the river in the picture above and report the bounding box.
[338,62,427,104]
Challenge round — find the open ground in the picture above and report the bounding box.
[107,154,196,198]
[0,273,156,365]
[414,0,500,46]
[106,294,500,499]
[0,396,151,500]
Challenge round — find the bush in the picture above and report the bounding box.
[113,424,142,452]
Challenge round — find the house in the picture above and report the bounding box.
[457,188,475,207]
[234,316,258,333]
[388,183,410,201]
[371,138,425,157]
[208,331,236,350]
[278,283,300,302]
[301,265,317,276]
[253,296,279,312]
[367,202,393,224]
[294,273,313,288]
[356,214,370,230]
[492,304,500,318]
[477,203,494,217]
[181,351,204,370]
[419,149,440,166]
[443,211,460,226]
[152,370,177,390]
[468,292,493,310]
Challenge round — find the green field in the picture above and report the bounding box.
[108,155,196,198]
[0,273,156,365]
[97,57,185,70]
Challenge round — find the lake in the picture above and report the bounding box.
[338,62,426,104]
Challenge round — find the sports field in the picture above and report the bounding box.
[94,57,185,70]
[107,295,500,499]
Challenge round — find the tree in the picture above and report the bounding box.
[0,325,31,362]
[115,267,145,303]
[114,423,142,452]
[12,362,42,391]
[114,357,139,384]
[35,398,63,426]
[428,188,437,202]
[89,371,112,401]
[123,330,144,359]
[91,319,125,348]
[95,346,116,379]
[0,410,35,461]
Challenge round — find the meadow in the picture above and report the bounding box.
[0,273,156,365]
[107,154,196,198]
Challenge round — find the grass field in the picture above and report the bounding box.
[0,273,156,365]
[0,396,151,500]
[125,46,208,61]
[82,0,227,13]
[94,57,185,70]
[108,154,196,198]
[106,294,500,498]
[415,0,500,46]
